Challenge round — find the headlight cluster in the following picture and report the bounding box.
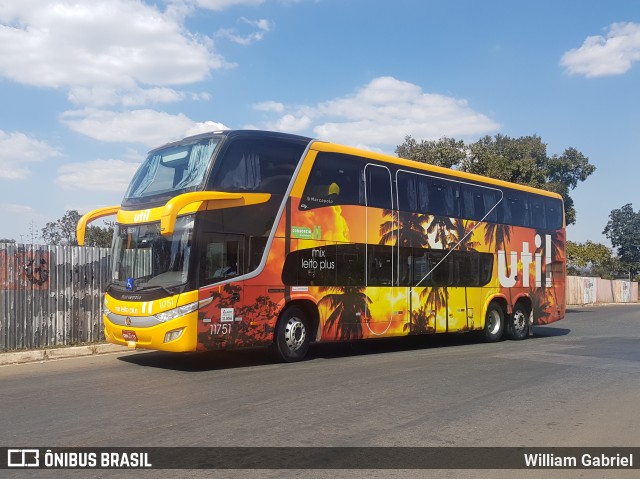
[154,302,198,322]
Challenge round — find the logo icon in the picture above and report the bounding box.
[126,277,134,291]
[7,449,40,468]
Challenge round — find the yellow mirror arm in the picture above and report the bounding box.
[160,191,271,236]
[77,206,120,246]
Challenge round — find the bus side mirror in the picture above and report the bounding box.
[77,206,120,246]
[160,192,271,236]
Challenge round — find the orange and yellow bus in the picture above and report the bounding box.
[78,130,565,361]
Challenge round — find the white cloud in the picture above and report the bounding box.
[0,130,63,180]
[216,17,274,45]
[561,22,640,78]
[0,0,226,106]
[0,203,36,215]
[193,0,265,10]
[255,76,499,149]
[61,109,229,147]
[254,101,285,113]
[57,159,141,193]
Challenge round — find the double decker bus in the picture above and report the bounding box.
[78,130,565,362]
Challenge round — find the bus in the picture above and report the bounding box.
[77,130,565,362]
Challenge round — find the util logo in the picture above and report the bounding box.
[498,234,553,288]
[133,209,151,223]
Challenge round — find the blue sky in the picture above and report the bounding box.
[0,0,639,245]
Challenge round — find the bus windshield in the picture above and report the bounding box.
[111,215,194,291]
[125,137,221,200]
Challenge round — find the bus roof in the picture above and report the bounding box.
[147,129,312,155]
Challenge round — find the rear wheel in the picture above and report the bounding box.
[483,303,504,343]
[272,307,310,362]
[507,302,529,340]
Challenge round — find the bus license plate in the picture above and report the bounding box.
[122,330,137,342]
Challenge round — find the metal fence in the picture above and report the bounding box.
[0,243,111,351]
[566,275,638,305]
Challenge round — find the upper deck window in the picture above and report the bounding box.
[208,138,306,194]
[125,137,221,200]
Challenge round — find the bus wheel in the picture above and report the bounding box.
[507,303,529,340]
[273,307,310,362]
[483,303,504,343]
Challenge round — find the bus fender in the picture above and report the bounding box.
[483,293,510,320]
[276,294,321,342]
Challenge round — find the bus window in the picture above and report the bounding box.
[212,138,304,194]
[530,196,546,229]
[397,172,417,212]
[337,244,365,286]
[415,175,460,218]
[460,184,501,223]
[365,165,393,209]
[281,245,337,286]
[199,233,244,285]
[367,245,392,286]
[300,153,364,209]
[545,197,563,230]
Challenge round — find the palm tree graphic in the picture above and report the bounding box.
[319,286,372,340]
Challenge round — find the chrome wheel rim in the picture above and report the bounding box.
[512,309,527,335]
[284,317,306,352]
[487,309,501,335]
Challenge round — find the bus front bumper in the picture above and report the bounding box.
[103,312,198,352]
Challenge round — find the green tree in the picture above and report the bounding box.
[566,240,625,279]
[603,204,640,276]
[0,238,16,243]
[42,210,113,247]
[396,134,596,225]
[395,136,466,168]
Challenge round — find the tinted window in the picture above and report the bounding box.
[367,245,393,286]
[300,153,364,210]
[501,192,529,227]
[338,243,365,286]
[460,184,500,222]
[365,165,393,209]
[282,244,337,286]
[529,196,546,229]
[211,138,304,193]
[545,197,564,230]
[397,172,417,212]
[282,244,493,287]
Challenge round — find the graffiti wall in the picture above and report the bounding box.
[0,243,111,351]
[565,275,638,305]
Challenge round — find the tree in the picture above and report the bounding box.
[395,136,466,168]
[566,240,626,279]
[603,204,640,276]
[41,210,113,247]
[395,134,596,225]
[0,238,16,243]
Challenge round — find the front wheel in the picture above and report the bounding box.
[483,303,505,343]
[507,303,530,340]
[272,307,310,362]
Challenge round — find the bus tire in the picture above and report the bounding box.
[483,302,504,343]
[507,302,529,340]
[272,306,310,362]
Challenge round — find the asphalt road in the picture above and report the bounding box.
[2,304,640,479]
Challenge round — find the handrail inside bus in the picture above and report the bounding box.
[76,205,120,246]
[160,191,271,236]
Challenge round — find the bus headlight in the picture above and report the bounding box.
[155,302,198,322]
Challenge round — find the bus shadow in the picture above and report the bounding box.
[117,327,571,371]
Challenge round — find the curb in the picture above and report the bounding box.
[0,344,131,366]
